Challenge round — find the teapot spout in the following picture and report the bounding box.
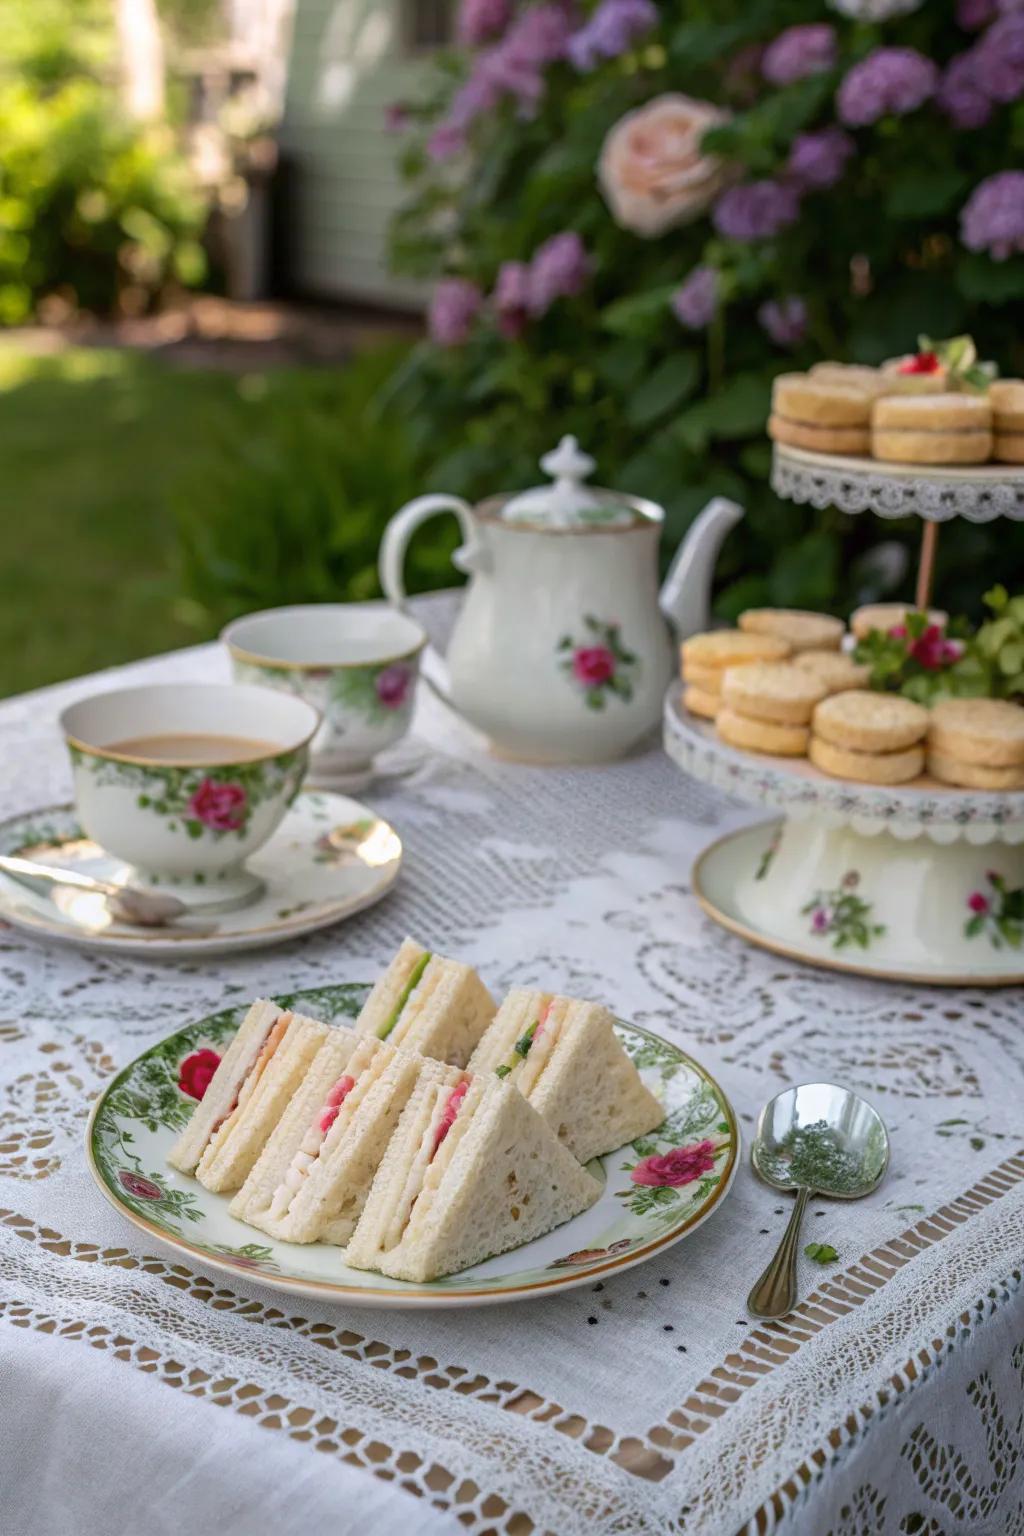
[659,496,744,640]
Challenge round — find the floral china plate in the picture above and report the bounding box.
[0,794,401,958]
[87,985,739,1309]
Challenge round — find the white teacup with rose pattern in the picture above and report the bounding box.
[222,603,426,789]
[60,683,318,910]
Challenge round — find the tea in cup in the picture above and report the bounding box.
[60,683,318,908]
[222,603,426,788]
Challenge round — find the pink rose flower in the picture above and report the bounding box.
[631,1139,718,1187]
[118,1171,162,1199]
[572,645,616,686]
[375,663,412,709]
[598,93,732,237]
[968,891,990,913]
[178,1048,221,1101]
[187,778,247,832]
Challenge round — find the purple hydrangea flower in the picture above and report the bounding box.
[493,260,531,337]
[457,0,511,46]
[762,24,837,87]
[837,47,939,127]
[428,278,483,346]
[960,171,1024,259]
[503,2,574,68]
[937,51,993,127]
[786,127,855,191]
[527,231,591,315]
[758,296,808,348]
[958,0,997,26]
[974,13,1024,102]
[671,266,718,330]
[712,179,801,241]
[568,0,658,72]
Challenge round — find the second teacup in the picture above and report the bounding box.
[222,604,427,789]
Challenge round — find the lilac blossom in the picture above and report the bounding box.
[762,24,837,87]
[457,0,511,47]
[758,296,808,348]
[712,179,801,241]
[567,0,657,71]
[671,266,718,330]
[974,13,1024,102]
[493,260,531,337]
[837,47,939,127]
[427,122,467,160]
[428,278,483,346]
[960,171,1024,259]
[527,231,591,315]
[937,52,993,127]
[786,127,855,191]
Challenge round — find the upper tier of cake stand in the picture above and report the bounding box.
[771,444,1024,523]
[664,690,1024,846]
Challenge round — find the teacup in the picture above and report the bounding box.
[60,683,319,909]
[222,603,427,789]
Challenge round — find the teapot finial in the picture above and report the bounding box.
[539,435,595,488]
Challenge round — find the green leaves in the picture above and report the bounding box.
[956,254,1024,306]
[626,353,701,429]
[804,1243,839,1265]
[601,286,679,339]
[883,170,969,221]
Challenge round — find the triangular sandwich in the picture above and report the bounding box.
[345,1069,601,1283]
[468,990,663,1164]
[168,999,327,1182]
[192,1011,331,1193]
[353,936,495,1067]
[230,1032,458,1244]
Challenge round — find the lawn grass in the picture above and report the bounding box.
[0,345,353,697]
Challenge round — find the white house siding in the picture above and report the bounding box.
[278,0,432,307]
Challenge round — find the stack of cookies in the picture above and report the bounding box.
[990,381,1024,464]
[927,699,1024,790]
[769,374,872,457]
[679,630,791,721]
[810,691,929,784]
[716,662,828,757]
[871,394,992,466]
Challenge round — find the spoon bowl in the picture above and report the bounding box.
[748,1081,889,1319]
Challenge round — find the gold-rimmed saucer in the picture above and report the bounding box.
[0,792,402,958]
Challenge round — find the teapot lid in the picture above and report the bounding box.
[500,437,636,529]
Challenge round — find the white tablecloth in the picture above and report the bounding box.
[1,596,1023,1536]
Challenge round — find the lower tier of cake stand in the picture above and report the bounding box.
[693,816,1024,987]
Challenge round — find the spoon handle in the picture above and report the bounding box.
[0,853,117,896]
[747,1185,811,1319]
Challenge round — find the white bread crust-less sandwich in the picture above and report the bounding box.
[354,936,496,1067]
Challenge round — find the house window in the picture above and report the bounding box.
[404,0,454,51]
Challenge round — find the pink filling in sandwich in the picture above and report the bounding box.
[432,1080,469,1153]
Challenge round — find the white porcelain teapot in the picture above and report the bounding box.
[380,437,742,763]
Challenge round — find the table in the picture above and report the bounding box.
[2,594,1023,1536]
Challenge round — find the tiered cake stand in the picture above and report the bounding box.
[662,448,1024,986]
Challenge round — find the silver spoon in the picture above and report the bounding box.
[747,1081,889,1319]
[0,852,195,927]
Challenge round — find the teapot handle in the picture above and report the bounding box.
[379,494,479,712]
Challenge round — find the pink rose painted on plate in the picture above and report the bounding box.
[118,1171,162,1199]
[178,1047,221,1101]
[631,1139,718,1187]
[187,778,247,831]
[375,663,412,710]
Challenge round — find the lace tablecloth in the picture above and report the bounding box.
[2,596,1023,1536]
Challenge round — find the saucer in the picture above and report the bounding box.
[0,792,402,958]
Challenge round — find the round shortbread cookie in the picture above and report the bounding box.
[769,414,871,455]
[793,650,871,692]
[872,428,992,465]
[738,608,845,653]
[683,685,721,721]
[813,690,929,752]
[929,698,1024,768]
[810,734,924,785]
[721,663,828,725]
[994,433,1024,464]
[873,393,991,433]
[681,662,723,692]
[927,749,1024,791]
[716,707,808,757]
[850,604,948,641]
[681,630,791,670]
[772,374,872,426]
[989,379,1024,429]
[809,363,888,396]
